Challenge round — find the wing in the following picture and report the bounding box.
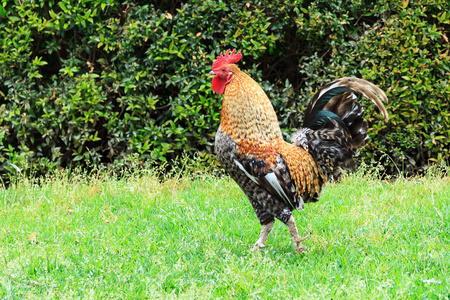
[234,139,325,210]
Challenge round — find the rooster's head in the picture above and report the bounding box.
[209,49,242,95]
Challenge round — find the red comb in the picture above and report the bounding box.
[212,49,242,69]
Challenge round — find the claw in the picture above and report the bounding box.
[295,232,312,253]
[296,243,309,254]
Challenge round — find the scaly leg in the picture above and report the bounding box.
[286,215,310,253]
[253,221,275,249]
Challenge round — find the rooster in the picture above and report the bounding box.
[210,50,388,253]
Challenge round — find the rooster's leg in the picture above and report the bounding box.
[287,215,310,253]
[254,221,274,249]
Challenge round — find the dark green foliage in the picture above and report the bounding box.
[0,0,449,179]
[352,2,450,174]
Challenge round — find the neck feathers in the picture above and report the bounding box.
[220,66,283,143]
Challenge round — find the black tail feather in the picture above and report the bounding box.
[294,77,388,181]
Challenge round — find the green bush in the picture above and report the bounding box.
[353,2,450,174]
[0,0,449,180]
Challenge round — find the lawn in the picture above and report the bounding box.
[0,169,449,299]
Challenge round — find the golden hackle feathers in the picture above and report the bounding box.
[220,64,283,143]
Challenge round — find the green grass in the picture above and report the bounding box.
[0,169,449,299]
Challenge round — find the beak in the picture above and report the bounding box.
[209,70,215,75]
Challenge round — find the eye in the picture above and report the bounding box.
[222,68,225,72]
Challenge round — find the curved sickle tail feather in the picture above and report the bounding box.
[304,77,388,125]
[294,77,388,181]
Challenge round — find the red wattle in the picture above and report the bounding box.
[212,76,226,95]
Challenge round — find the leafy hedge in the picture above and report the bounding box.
[0,0,449,180]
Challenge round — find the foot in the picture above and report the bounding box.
[253,241,267,250]
[296,242,309,253]
[287,215,311,253]
[253,221,274,250]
